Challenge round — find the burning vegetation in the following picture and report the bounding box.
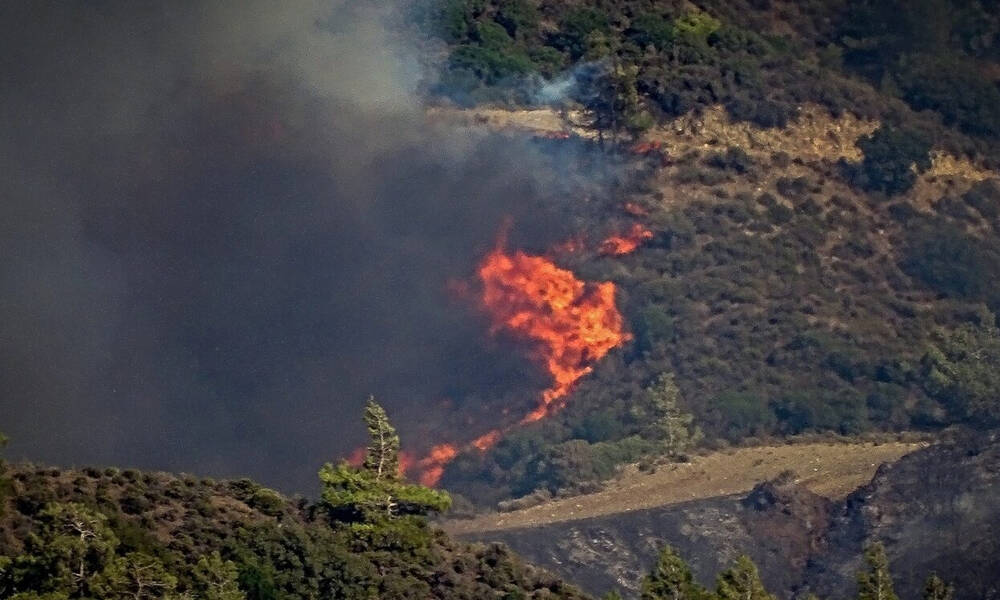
[477,245,632,422]
[405,232,639,486]
[599,223,654,256]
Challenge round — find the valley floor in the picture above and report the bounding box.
[443,440,923,534]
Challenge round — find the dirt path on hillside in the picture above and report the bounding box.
[443,441,923,535]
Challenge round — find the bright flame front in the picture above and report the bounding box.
[477,247,631,422]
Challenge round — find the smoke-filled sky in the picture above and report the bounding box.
[0,1,603,491]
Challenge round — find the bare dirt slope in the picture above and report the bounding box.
[444,441,923,535]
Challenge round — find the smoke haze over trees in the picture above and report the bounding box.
[0,1,609,491]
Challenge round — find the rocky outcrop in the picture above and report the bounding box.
[459,434,1000,599]
[805,432,1000,600]
[469,478,832,597]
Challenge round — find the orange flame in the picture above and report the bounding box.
[599,224,653,256]
[403,232,635,487]
[472,429,502,451]
[477,246,631,422]
[346,447,365,467]
[417,443,458,487]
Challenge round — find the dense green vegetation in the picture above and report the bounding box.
[0,409,586,600]
[420,0,1000,154]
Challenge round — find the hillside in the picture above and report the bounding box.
[402,0,1000,511]
[433,90,1000,507]
[455,432,1000,599]
[0,460,589,600]
[444,439,923,534]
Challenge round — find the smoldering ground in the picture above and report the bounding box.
[0,1,613,490]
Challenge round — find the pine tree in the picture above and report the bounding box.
[362,396,400,483]
[91,552,177,600]
[716,555,775,600]
[193,551,246,600]
[319,397,450,521]
[644,373,702,457]
[922,574,953,600]
[857,542,898,600]
[641,545,709,600]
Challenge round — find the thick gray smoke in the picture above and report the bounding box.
[0,1,598,491]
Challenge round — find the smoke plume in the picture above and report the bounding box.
[0,1,606,491]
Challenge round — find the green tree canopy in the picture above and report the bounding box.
[922,574,954,600]
[920,314,1000,426]
[192,551,246,600]
[0,503,119,598]
[716,555,775,600]
[641,545,710,600]
[854,126,932,195]
[857,542,898,600]
[642,373,702,457]
[319,398,451,522]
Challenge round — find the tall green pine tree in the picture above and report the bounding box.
[716,555,775,600]
[922,574,953,600]
[319,397,450,521]
[857,542,898,600]
[641,545,709,600]
[644,373,702,457]
[362,396,400,483]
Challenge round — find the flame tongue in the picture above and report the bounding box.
[478,247,631,422]
[405,236,634,487]
[599,224,653,256]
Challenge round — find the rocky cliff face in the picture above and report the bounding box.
[458,434,1000,599]
[805,433,1000,600]
[464,479,832,597]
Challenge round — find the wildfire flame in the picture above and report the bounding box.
[347,446,416,479]
[472,429,502,451]
[599,223,654,256]
[416,443,458,487]
[371,230,640,488]
[477,245,631,422]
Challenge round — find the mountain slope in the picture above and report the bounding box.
[453,433,1000,599]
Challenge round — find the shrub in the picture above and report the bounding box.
[494,0,539,39]
[549,8,611,59]
[627,13,675,50]
[249,488,287,517]
[853,126,932,195]
[900,221,1000,307]
[963,180,1000,220]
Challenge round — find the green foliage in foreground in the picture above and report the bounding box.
[319,398,451,522]
[0,405,585,600]
[634,543,953,600]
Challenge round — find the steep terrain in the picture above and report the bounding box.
[415,0,1000,512]
[445,439,922,533]
[454,433,1000,599]
[434,95,1000,507]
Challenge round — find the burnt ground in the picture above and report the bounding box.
[452,435,1000,599]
